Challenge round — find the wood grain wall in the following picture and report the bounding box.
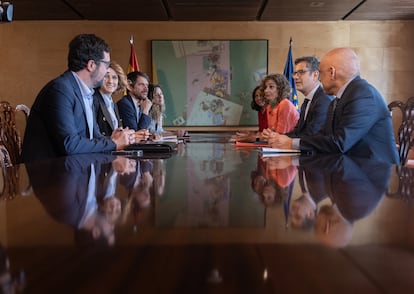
[0,20,413,110]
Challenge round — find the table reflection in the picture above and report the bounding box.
[21,143,396,249]
[289,154,392,247]
[26,154,124,247]
[1,137,414,292]
[251,155,297,207]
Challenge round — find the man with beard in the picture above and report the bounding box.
[21,34,135,163]
[117,71,153,131]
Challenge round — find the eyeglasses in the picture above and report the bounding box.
[98,59,111,69]
[293,69,311,76]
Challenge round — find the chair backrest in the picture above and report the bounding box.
[0,102,31,200]
[387,165,414,201]
[388,96,414,165]
[0,101,31,166]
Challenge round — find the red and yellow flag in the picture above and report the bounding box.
[152,61,158,84]
[127,35,140,73]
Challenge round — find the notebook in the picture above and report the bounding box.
[125,141,177,153]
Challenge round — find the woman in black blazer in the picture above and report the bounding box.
[94,61,127,136]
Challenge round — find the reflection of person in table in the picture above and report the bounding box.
[28,153,120,247]
[120,160,154,227]
[298,154,392,247]
[204,175,230,224]
[257,156,297,207]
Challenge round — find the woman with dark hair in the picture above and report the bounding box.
[232,86,268,142]
[251,85,268,132]
[147,83,166,134]
[261,73,298,135]
[233,74,298,143]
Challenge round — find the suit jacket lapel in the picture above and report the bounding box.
[114,104,123,128]
[97,93,115,130]
[65,71,91,137]
[127,95,139,123]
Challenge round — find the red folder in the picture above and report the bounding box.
[235,141,269,147]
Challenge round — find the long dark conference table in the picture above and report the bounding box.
[0,132,413,293]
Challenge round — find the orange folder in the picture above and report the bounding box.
[235,141,269,147]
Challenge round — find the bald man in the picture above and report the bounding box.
[266,48,399,164]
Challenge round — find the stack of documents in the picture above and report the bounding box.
[259,147,301,157]
[153,135,178,143]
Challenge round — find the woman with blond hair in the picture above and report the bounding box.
[94,60,127,136]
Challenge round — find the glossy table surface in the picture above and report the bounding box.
[1,133,413,293]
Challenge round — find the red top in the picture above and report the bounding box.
[266,99,299,134]
[258,109,268,131]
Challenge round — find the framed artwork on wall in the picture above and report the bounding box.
[151,40,268,127]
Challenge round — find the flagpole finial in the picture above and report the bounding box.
[289,37,292,45]
[130,35,134,45]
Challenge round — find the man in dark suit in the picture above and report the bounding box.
[117,71,152,131]
[27,153,118,246]
[290,154,391,246]
[21,34,135,163]
[287,56,333,138]
[268,48,399,164]
[302,154,392,247]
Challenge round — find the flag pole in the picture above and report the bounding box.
[283,37,299,110]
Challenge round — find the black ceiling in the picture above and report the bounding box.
[9,0,414,21]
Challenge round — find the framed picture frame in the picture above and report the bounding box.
[151,40,268,127]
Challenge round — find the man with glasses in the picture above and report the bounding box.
[287,56,333,138]
[21,34,135,163]
[267,48,399,164]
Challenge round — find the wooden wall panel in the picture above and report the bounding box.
[0,20,413,110]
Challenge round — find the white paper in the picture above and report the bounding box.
[259,147,301,154]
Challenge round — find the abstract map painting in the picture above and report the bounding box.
[152,40,268,126]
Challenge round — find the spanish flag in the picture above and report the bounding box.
[127,35,140,73]
[283,38,299,110]
[152,61,158,84]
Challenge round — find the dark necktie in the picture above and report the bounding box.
[297,98,310,130]
[298,168,307,193]
[300,98,310,120]
[325,97,338,134]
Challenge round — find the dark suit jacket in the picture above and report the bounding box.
[21,71,116,163]
[298,166,327,204]
[119,160,153,190]
[93,90,123,136]
[27,153,115,227]
[300,154,392,222]
[117,95,151,131]
[288,86,333,138]
[299,76,399,164]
